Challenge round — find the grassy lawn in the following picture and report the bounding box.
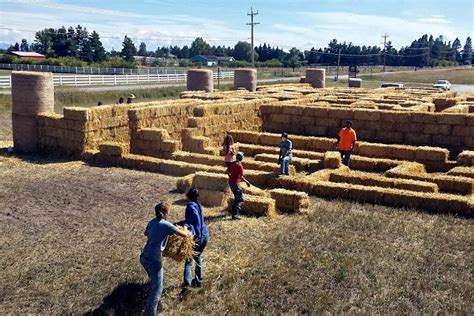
[0,156,472,314]
[360,67,474,85]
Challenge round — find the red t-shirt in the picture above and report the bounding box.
[228,162,244,183]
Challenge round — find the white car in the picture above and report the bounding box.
[432,80,451,91]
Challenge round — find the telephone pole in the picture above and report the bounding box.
[335,48,341,80]
[382,33,389,72]
[247,7,259,67]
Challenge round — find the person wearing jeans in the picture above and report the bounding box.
[180,188,210,296]
[228,152,251,220]
[140,203,189,316]
[279,132,293,176]
[336,120,357,167]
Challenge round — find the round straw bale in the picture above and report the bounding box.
[234,68,257,92]
[305,68,325,88]
[187,69,213,92]
[11,71,54,116]
[348,78,362,88]
[12,113,40,153]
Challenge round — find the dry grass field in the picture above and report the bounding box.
[0,154,473,314]
[361,67,474,85]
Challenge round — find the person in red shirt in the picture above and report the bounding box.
[227,152,251,220]
[336,120,357,166]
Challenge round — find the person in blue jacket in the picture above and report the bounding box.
[140,202,189,315]
[180,187,209,295]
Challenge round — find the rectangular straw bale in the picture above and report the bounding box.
[242,185,270,197]
[415,146,449,162]
[229,130,260,144]
[177,174,195,193]
[269,188,310,213]
[324,151,342,169]
[349,156,400,173]
[236,195,277,217]
[138,128,170,141]
[199,189,230,207]
[63,107,90,121]
[192,171,229,192]
[99,142,125,157]
[457,151,474,166]
[447,166,474,178]
[434,176,474,195]
[259,133,281,146]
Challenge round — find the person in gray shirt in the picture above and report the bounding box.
[278,132,292,176]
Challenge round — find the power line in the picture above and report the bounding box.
[246,7,259,67]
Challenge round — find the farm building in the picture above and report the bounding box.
[10,51,46,60]
[191,55,235,66]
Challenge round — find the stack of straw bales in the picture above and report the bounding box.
[12,71,54,152]
[305,69,325,88]
[228,194,277,217]
[187,69,213,92]
[269,188,310,213]
[131,128,179,159]
[191,171,230,207]
[448,166,474,179]
[324,151,342,169]
[177,174,195,193]
[234,68,257,92]
[348,78,362,88]
[458,151,474,166]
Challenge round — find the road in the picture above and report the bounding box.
[0,76,472,95]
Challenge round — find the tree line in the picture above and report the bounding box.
[4,25,473,68]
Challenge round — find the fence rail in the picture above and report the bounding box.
[0,72,234,88]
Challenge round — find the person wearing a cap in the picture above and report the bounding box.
[336,120,357,166]
[127,94,136,104]
[227,152,251,220]
[278,132,293,176]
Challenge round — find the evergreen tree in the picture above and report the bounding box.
[20,39,29,52]
[89,31,106,62]
[138,42,147,56]
[190,37,211,57]
[462,37,472,65]
[121,36,137,62]
[452,38,462,63]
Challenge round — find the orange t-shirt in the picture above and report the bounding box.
[338,128,357,151]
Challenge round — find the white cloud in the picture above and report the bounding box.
[417,17,450,24]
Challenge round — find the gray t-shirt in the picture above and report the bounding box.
[280,139,293,157]
[141,218,177,262]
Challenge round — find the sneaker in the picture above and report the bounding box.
[179,287,190,299]
[191,279,202,288]
[231,215,241,220]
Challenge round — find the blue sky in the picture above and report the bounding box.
[0,0,472,51]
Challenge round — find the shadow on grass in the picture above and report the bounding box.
[0,147,79,165]
[84,282,149,316]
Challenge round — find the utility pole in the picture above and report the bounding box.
[247,7,260,67]
[335,48,341,80]
[382,33,389,72]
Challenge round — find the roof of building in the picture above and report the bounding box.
[10,51,46,58]
[191,55,234,62]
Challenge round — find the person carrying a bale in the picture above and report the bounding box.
[177,187,210,296]
[140,202,189,315]
[228,152,251,220]
[222,134,236,168]
[278,132,293,176]
[336,120,357,166]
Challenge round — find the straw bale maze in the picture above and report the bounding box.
[12,71,474,217]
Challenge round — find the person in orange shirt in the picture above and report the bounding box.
[336,120,357,166]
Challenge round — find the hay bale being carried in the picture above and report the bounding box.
[324,151,342,169]
[163,226,196,262]
[187,69,213,92]
[234,68,257,92]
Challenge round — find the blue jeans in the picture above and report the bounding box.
[183,235,208,288]
[279,156,292,175]
[140,255,163,316]
[229,181,244,216]
[339,150,351,166]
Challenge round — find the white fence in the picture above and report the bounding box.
[0,71,234,88]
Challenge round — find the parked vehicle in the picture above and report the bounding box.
[432,80,451,90]
[380,82,404,88]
